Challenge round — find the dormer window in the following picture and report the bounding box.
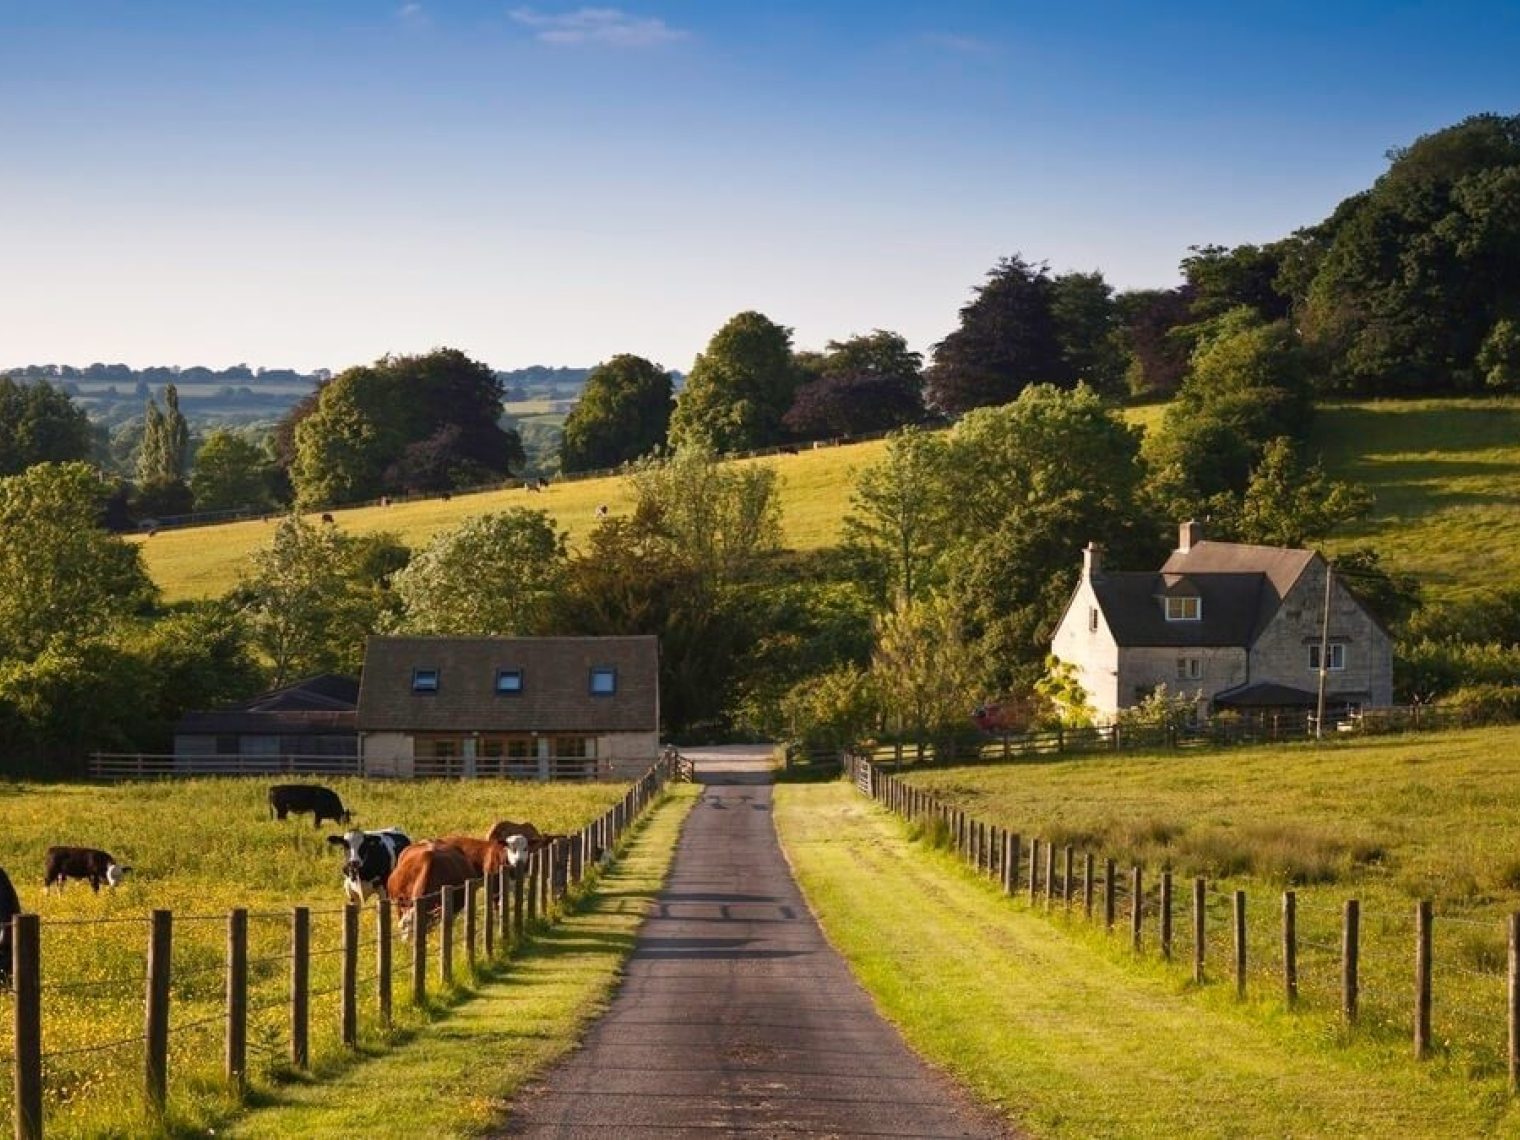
[495,668,524,695]
[1165,596,1201,622]
[412,667,440,693]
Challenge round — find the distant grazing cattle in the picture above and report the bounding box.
[327,827,411,904]
[0,867,19,986]
[269,784,351,828]
[320,512,335,524]
[44,847,131,893]
[387,842,473,941]
[436,835,524,878]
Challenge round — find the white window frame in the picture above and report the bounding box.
[1165,595,1201,622]
[1176,657,1202,681]
[1309,644,1346,671]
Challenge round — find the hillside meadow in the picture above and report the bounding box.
[0,776,631,1138]
[900,724,1520,1083]
[136,398,1520,605]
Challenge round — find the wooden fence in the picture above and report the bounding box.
[848,755,1520,1092]
[861,703,1474,768]
[2,755,681,1137]
[85,752,632,782]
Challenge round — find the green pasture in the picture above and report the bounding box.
[0,776,632,1138]
[896,725,1520,1103]
[775,778,1520,1138]
[136,397,1520,605]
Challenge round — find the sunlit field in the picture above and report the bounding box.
[0,776,630,1138]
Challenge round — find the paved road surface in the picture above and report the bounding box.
[501,746,1011,1138]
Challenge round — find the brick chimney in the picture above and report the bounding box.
[1083,541,1103,579]
[1178,519,1203,553]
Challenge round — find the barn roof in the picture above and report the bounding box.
[355,635,659,735]
[175,674,359,736]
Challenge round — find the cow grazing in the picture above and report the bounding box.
[485,819,542,848]
[44,847,131,893]
[269,784,351,828]
[387,842,473,941]
[0,867,19,987]
[327,828,411,905]
[437,835,523,878]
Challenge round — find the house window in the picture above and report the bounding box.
[1176,657,1202,680]
[1088,606,1100,632]
[589,666,617,696]
[412,667,440,693]
[495,668,524,695]
[1165,596,1201,621]
[1309,643,1346,671]
[553,736,591,758]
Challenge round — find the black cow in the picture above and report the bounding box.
[326,827,411,904]
[269,784,351,828]
[44,846,131,892]
[0,867,19,987]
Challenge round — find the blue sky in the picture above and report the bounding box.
[2,1,1517,373]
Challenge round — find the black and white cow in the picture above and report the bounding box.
[0,867,20,988]
[44,846,131,892]
[326,828,411,904]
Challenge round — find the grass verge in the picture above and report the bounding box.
[774,779,1520,1138]
[222,783,698,1138]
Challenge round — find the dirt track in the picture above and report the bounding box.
[500,746,1011,1138]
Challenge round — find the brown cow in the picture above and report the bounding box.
[485,819,542,847]
[437,835,525,877]
[386,841,473,941]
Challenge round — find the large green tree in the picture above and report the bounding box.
[190,430,275,512]
[559,354,673,473]
[668,311,800,452]
[1300,113,1520,393]
[841,427,950,603]
[135,383,192,515]
[290,349,524,506]
[871,591,987,757]
[925,255,1070,414]
[0,377,93,476]
[392,510,567,635]
[1050,271,1127,398]
[782,330,925,439]
[0,462,157,660]
[237,515,406,684]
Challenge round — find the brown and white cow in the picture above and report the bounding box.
[485,819,541,847]
[386,842,473,942]
[44,846,131,893]
[437,834,527,877]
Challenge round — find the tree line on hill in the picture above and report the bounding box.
[0,113,1516,765]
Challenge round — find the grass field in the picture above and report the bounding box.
[136,397,1520,604]
[0,776,634,1138]
[775,780,1520,1138]
[896,725,1520,1094]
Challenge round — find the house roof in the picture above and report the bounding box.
[1161,539,1316,639]
[355,635,659,735]
[1092,571,1265,647]
[1212,681,1369,708]
[175,674,360,736]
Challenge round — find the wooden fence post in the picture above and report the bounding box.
[465,879,479,971]
[1104,859,1116,931]
[440,888,456,986]
[1509,912,1520,1092]
[1029,839,1041,905]
[1083,852,1094,919]
[226,908,248,1091]
[526,852,539,926]
[1282,891,1298,1006]
[377,897,393,1028]
[1415,899,1432,1059]
[1343,899,1360,1026]
[1233,890,1247,998]
[1130,866,1143,951]
[1063,847,1074,910]
[411,902,428,1007]
[1193,878,1206,983]
[1006,834,1021,896]
[498,867,511,947]
[290,906,310,1069]
[13,913,42,1140]
[513,864,526,944]
[483,873,496,959]
[1045,844,1056,911]
[146,909,172,1111]
[341,903,359,1048]
[1160,872,1173,960]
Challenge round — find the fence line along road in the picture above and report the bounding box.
[4,754,685,1138]
[849,755,1520,1096]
